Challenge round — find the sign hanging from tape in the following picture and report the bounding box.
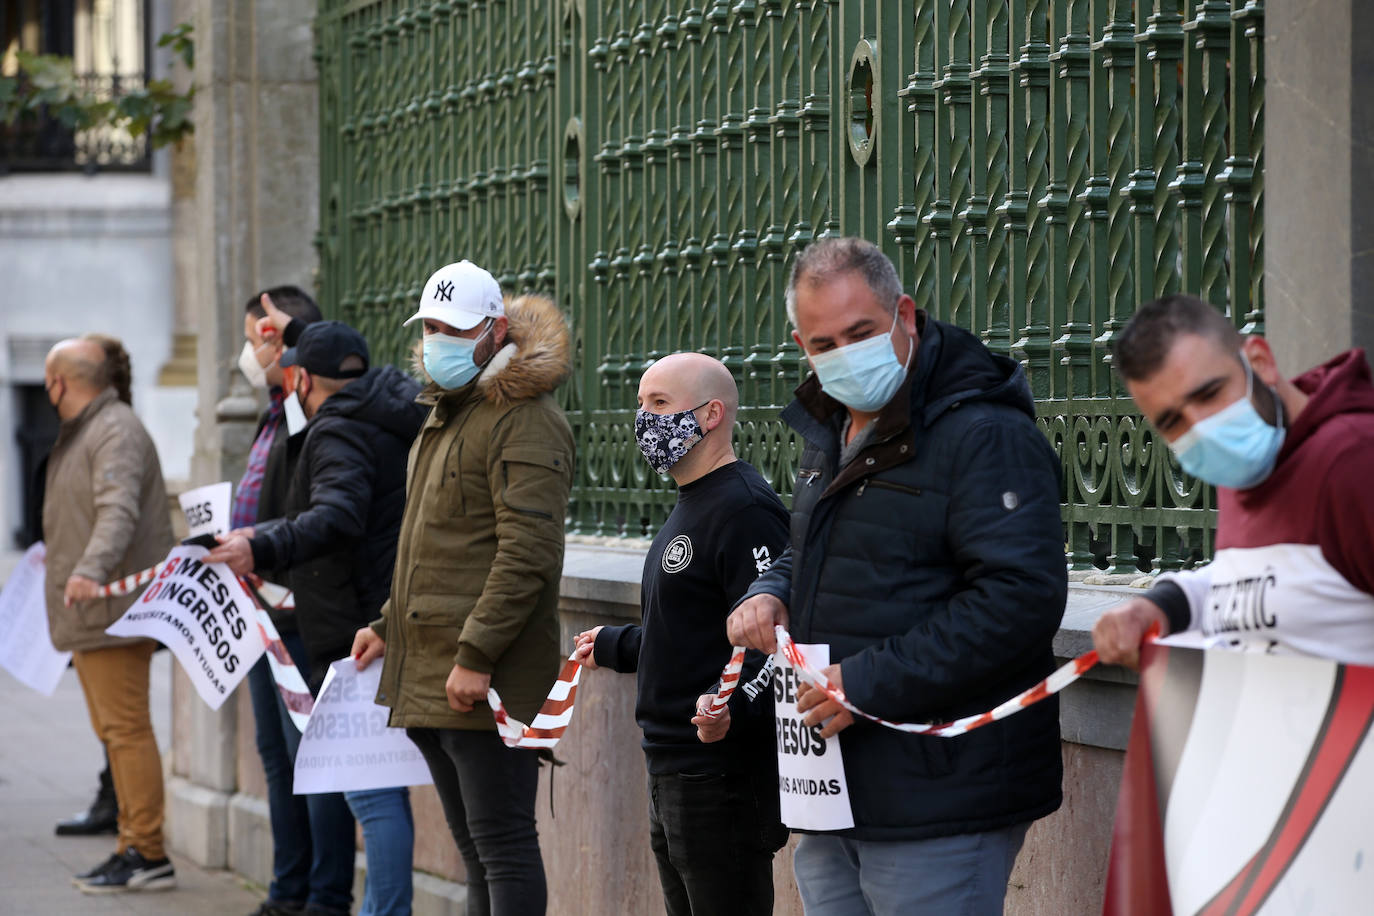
[0,542,71,696]
[105,545,265,709]
[773,642,854,831]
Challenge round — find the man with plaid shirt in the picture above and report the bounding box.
[231,288,356,916]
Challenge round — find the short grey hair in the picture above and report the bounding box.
[784,237,904,327]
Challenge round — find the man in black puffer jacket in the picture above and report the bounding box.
[214,321,427,685]
[209,320,427,916]
[728,238,1066,915]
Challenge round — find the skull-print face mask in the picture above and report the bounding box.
[634,402,709,474]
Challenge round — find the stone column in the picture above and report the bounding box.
[1266,0,1374,373]
[169,0,318,869]
[155,0,199,391]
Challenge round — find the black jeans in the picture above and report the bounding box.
[648,767,788,916]
[406,727,546,916]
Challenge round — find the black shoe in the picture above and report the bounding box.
[249,901,306,916]
[71,852,123,885]
[74,847,176,894]
[55,794,118,836]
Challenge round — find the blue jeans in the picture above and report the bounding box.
[247,635,312,905]
[346,787,414,916]
[406,727,546,916]
[257,638,356,915]
[792,822,1030,916]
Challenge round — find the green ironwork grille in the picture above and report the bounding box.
[315,0,1264,570]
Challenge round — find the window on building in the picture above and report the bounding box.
[1,0,152,173]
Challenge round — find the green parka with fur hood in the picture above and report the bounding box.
[372,294,575,729]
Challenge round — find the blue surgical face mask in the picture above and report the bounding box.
[1168,353,1286,490]
[807,305,913,413]
[423,322,492,390]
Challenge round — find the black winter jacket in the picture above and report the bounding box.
[740,312,1067,841]
[251,366,426,688]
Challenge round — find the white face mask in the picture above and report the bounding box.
[283,390,308,435]
[238,340,270,390]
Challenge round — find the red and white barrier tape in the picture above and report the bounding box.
[700,647,745,718]
[488,656,582,749]
[97,559,175,597]
[240,575,312,730]
[771,625,1100,737]
[496,624,1106,748]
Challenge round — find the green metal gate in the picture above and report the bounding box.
[315,0,1264,571]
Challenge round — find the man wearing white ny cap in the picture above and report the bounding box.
[352,260,575,916]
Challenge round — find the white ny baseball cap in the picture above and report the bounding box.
[405,260,505,331]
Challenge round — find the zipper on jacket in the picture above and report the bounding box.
[799,468,821,487]
[866,479,922,498]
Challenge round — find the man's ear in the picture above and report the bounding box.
[1242,336,1281,387]
[703,399,725,432]
[897,294,918,338]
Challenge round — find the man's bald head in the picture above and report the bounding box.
[44,338,112,420]
[637,352,739,425]
[46,338,107,391]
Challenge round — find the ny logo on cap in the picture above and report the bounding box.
[435,280,455,302]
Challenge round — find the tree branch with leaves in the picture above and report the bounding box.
[0,23,195,151]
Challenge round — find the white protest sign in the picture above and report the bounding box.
[0,543,72,696]
[178,481,232,539]
[775,642,854,831]
[106,545,264,708]
[294,659,433,794]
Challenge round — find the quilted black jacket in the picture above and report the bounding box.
[740,312,1067,841]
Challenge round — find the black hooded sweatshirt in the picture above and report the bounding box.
[251,365,426,689]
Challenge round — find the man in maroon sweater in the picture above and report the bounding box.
[1093,295,1374,668]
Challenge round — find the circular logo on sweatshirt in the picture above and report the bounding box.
[661,535,693,574]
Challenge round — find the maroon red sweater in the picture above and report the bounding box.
[1147,350,1374,664]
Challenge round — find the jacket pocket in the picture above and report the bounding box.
[400,592,474,628]
[499,446,571,522]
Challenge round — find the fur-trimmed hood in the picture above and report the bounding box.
[412,293,572,406]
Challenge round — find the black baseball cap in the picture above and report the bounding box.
[280,320,370,378]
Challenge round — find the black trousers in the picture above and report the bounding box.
[647,766,789,916]
[407,727,546,916]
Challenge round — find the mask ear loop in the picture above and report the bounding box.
[894,302,915,374]
[1240,349,1285,432]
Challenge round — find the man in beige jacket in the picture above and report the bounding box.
[42,336,176,894]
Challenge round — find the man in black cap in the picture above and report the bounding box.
[209,320,428,916]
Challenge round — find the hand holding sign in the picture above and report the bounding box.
[204,534,254,576]
[351,627,386,671]
[796,663,855,738]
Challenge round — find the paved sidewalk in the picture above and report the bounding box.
[0,647,263,915]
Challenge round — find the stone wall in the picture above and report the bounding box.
[214,543,1138,914]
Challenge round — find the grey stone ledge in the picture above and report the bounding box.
[167,776,231,868]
